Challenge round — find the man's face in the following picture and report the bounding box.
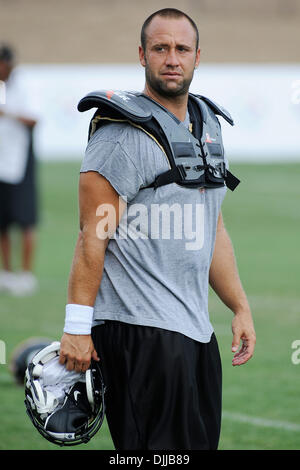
[139,16,200,98]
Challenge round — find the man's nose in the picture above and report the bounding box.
[165,48,180,67]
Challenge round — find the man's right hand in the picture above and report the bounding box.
[59,333,100,373]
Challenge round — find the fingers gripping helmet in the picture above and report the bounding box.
[24,341,106,446]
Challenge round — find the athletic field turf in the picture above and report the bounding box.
[1,161,299,450]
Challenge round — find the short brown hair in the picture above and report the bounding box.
[141,8,199,52]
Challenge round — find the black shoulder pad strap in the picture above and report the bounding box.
[190,93,234,126]
[77,90,152,123]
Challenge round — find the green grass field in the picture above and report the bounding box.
[1,161,300,450]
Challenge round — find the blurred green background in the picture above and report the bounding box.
[1,161,300,450]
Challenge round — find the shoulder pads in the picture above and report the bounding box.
[190,93,234,126]
[77,89,240,191]
[77,90,152,123]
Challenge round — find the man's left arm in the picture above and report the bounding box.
[209,211,256,366]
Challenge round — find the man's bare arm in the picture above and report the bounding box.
[209,212,256,366]
[59,171,126,372]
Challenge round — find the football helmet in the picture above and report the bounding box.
[24,341,106,446]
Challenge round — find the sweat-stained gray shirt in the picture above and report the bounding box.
[80,113,227,343]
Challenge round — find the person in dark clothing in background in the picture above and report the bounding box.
[0,43,39,296]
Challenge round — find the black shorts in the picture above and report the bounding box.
[0,135,38,232]
[92,321,222,450]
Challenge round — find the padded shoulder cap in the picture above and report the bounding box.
[77,90,153,122]
[190,93,234,126]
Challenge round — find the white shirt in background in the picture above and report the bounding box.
[0,68,38,184]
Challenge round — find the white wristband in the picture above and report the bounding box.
[63,304,94,335]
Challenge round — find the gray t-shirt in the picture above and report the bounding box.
[80,113,227,343]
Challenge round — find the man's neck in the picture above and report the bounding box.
[143,84,188,122]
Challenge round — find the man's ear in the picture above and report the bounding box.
[195,47,201,69]
[139,46,146,67]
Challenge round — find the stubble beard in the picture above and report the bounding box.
[145,63,194,99]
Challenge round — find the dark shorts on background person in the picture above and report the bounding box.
[0,137,38,232]
[92,320,222,450]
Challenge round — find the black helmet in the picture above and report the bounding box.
[24,341,106,446]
